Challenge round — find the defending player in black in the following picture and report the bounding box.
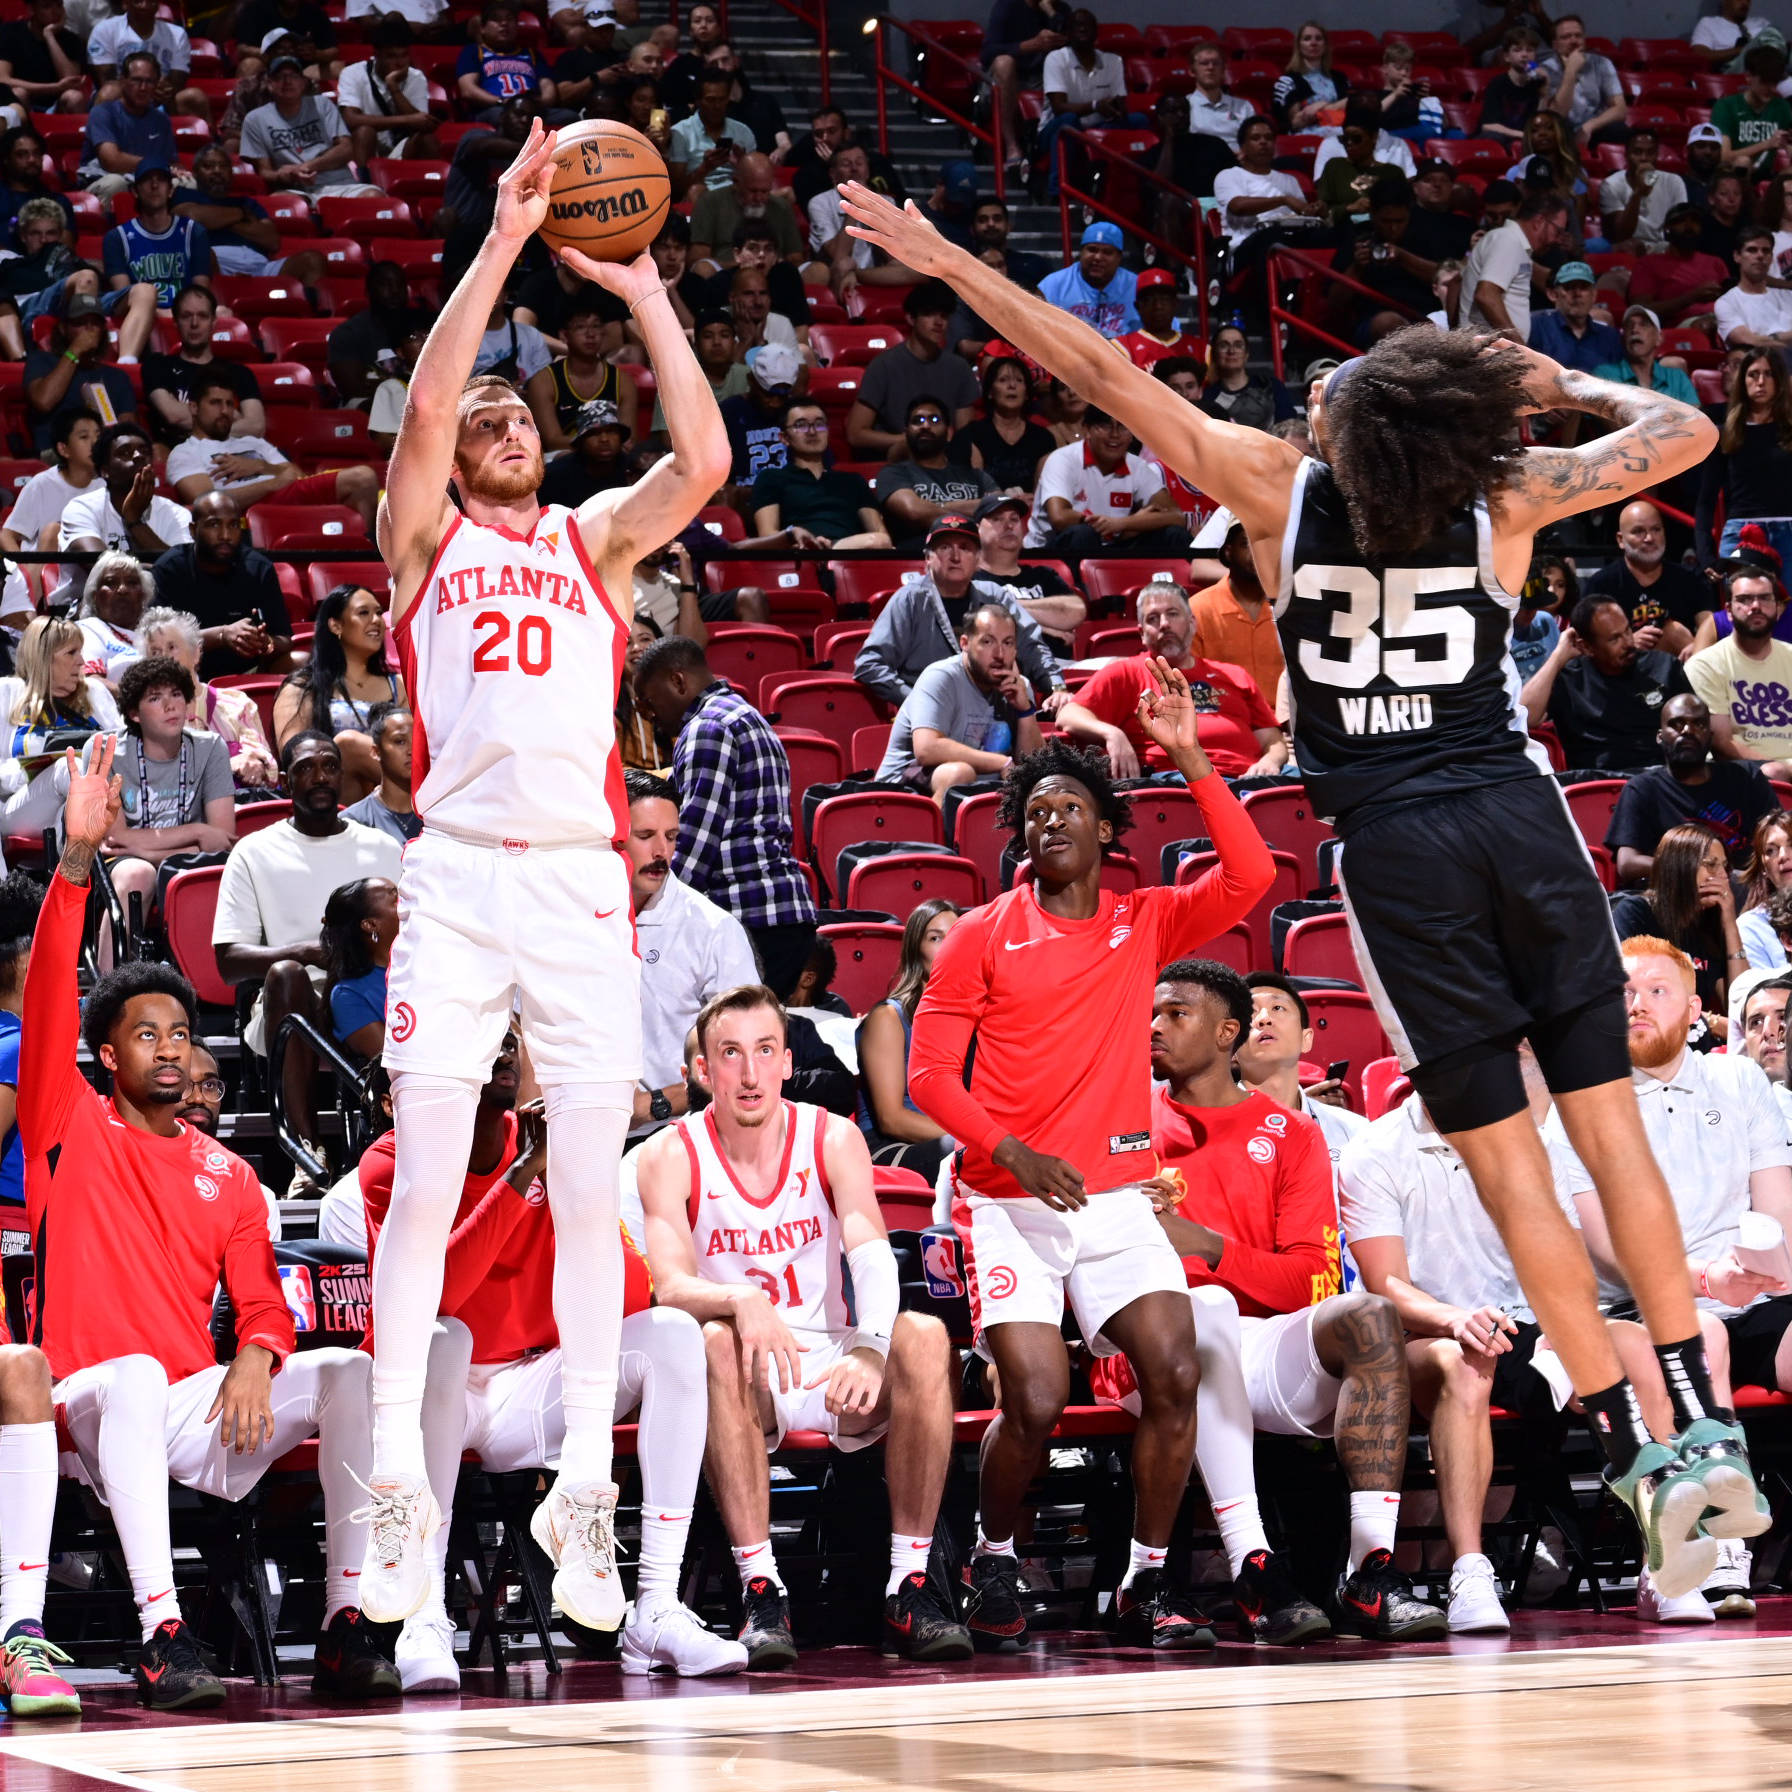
[837,183,1761,1600]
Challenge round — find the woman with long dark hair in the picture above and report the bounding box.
[272,585,405,802]
[1739,810,1792,968]
[322,876,399,1060]
[1611,822,1744,1039]
[616,614,668,770]
[1513,551,1575,682]
[1697,347,1792,570]
[856,897,961,1178]
[949,356,1056,492]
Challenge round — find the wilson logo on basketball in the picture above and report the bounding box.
[986,1266,1018,1298]
[389,1002,417,1043]
[550,187,652,225]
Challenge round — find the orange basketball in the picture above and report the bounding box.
[539,120,671,262]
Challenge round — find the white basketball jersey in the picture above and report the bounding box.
[393,504,628,848]
[679,1101,849,1337]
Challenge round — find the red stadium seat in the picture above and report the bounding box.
[1074,622,1145,659]
[1282,910,1362,983]
[257,361,319,404]
[257,192,315,230]
[1080,559,1194,609]
[208,677,284,745]
[1015,852,1141,896]
[1362,1054,1404,1118]
[246,504,368,549]
[850,723,891,772]
[317,193,419,237]
[874,1166,934,1230]
[814,622,872,670]
[1562,778,1626,855]
[810,790,944,904]
[1617,36,1704,68]
[163,868,234,1006]
[771,728,844,855]
[258,317,337,371]
[1221,27,1293,59]
[268,410,379,464]
[1176,847,1302,969]
[829,559,923,611]
[703,557,824,597]
[948,790,1008,901]
[234,796,293,836]
[1300,992,1390,1103]
[306,560,391,613]
[808,323,904,366]
[214,277,318,320]
[367,157,450,196]
[1119,786,1207,887]
[705,627,806,705]
[847,851,983,913]
[1421,138,1512,176]
[1239,784,1333,893]
[819,922,904,1014]
[760,675,883,759]
[1187,922,1253,975]
[695,504,745,543]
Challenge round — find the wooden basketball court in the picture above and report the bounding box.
[4,1630,1791,1792]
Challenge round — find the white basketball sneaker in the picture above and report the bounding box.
[1702,1541,1756,1619]
[352,1473,441,1624]
[530,1479,627,1631]
[620,1599,750,1677]
[1635,1563,1715,1625]
[395,1607,461,1693]
[1445,1553,1510,1634]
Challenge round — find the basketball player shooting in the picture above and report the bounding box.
[839,184,1761,1597]
[358,122,731,1628]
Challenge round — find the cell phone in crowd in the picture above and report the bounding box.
[1326,1059,1349,1083]
[650,107,667,133]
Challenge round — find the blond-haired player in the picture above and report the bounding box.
[356,124,731,1630]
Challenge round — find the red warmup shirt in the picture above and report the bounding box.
[359,1119,651,1364]
[1073,654,1276,775]
[1116,328,1206,372]
[22,871,293,1384]
[910,773,1273,1199]
[1150,1085,1339,1319]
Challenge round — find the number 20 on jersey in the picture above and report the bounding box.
[471,610,554,676]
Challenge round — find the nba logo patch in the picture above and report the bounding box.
[921,1226,964,1298]
[281,1265,317,1332]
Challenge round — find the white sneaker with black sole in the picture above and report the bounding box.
[1445,1553,1510,1634]
[1702,1540,1756,1618]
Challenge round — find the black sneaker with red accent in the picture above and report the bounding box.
[739,1576,799,1670]
[134,1618,225,1712]
[883,1572,974,1661]
[1113,1568,1216,1651]
[961,1553,1028,1653]
[312,1608,401,1702]
[1232,1549,1333,1646]
[1334,1549,1448,1641]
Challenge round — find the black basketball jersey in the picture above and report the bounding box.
[1273,456,1550,832]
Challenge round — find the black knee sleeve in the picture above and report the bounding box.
[1528,994,1632,1096]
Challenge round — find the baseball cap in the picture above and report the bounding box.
[1688,121,1724,143]
[63,293,103,321]
[1136,268,1176,291]
[1552,260,1596,286]
[1623,303,1661,329]
[1518,154,1555,187]
[268,53,305,74]
[750,341,801,391]
[973,493,1029,523]
[584,0,617,20]
[261,26,300,49]
[926,515,979,546]
[1412,156,1453,180]
[941,159,978,205]
[572,399,625,441]
[132,156,171,180]
[1081,221,1123,249]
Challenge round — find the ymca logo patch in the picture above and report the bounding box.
[204,1149,229,1173]
[1262,1112,1288,1134]
[389,1002,417,1044]
[193,1174,219,1201]
[1247,1136,1276,1164]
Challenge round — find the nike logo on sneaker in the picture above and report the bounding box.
[1351,1592,1384,1619]
[140,1662,167,1683]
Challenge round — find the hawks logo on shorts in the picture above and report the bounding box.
[389,1002,417,1043]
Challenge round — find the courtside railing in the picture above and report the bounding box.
[1265,245,1422,382]
[765,0,827,106]
[873,18,1004,202]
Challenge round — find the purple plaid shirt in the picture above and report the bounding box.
[670,681,816,928]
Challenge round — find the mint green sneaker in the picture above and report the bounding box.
[1675,1418,1772,1541]
[1606,1440,1718,1600]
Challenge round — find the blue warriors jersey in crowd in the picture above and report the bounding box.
[104,215,212,308]
[1273,456,1550,832]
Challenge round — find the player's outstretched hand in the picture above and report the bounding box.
[838,183,959,278]
[494,117,559,244]
[63,736,121,853]
[993,1134,1087,1210]
[734,1291,810,1393]
[813,1347,883,1417]
[1137,655,1215,780]
[558,245,664,308]
[208,1345,276,1455]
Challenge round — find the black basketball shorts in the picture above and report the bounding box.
[1335,775,1628,1079]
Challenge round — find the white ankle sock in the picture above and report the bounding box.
[973,1528,1017,1560]
[1118,1537,1167,1592]
[888,1532,932,1597]
[1348,1491,1401,1574]
[732,1541,784,1593]
[638,1507,693,1611]
[1212,1495,1272,1580]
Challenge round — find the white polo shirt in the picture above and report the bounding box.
[1025,439,1165,548]
[633,871,760,1092]
[1186,88,1256,143]
[1339,1095,1537,1318]
[1552,1050,1792,1314]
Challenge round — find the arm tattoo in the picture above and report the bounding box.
[1511,371,1703,508]
[58,839,96,887]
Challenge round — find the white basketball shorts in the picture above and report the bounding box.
[384,828,641,1085]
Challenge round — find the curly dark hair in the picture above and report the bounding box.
[1324,325,1528,560]
[117,655,195,729]
[83,959,196,1060]
[999,739,1134,858]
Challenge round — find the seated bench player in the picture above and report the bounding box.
[1548,936,1790,1619]
[1093,959,1447,1642]
[360,1031,746,1688]
[637,983,972,1667]
[22,739,399,1710]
